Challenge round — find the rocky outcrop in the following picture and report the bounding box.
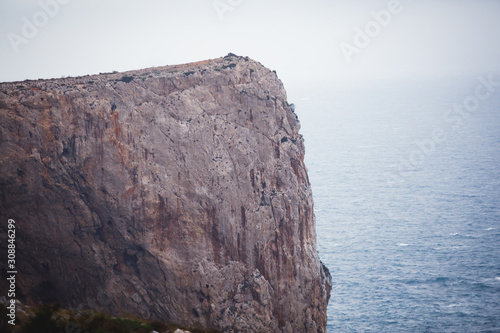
[0,54,331,332]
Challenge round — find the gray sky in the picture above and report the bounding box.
[1,0,500,98]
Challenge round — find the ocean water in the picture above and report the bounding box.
[295,76,500,332]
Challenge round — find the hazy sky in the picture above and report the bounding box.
[1,0,500,98]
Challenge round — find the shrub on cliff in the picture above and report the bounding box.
[70,311,153,333]
[21,304,60,333]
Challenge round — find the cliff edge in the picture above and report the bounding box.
[0,54,331,332]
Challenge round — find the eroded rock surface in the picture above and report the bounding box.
[0,55,331,332]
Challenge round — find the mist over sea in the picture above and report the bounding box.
[295,76,500,332]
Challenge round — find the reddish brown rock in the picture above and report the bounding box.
[0,55,331,332]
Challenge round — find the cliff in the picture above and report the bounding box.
[0,54,331,332]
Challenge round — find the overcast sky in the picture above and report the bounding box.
[1,0,500,98]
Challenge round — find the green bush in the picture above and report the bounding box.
[70,311,153,333]
[21,304,60,333]
[120,76,134,83]
[221,63,236,69]
[320,260,331,280]
[10,304,222,333]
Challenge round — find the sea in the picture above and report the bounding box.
[294,75,500,332]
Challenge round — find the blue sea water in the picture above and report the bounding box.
[294,76,500,332]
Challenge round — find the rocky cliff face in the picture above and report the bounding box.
[0,54,331,332]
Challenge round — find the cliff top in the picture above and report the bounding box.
[0,53,276,88]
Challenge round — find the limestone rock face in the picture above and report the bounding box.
[0,55,331,332]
